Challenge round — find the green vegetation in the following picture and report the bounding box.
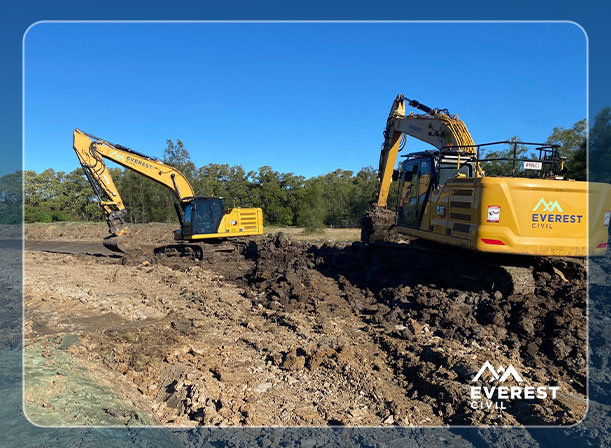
[18,163,380,230]
[17,138,381,230]
[590,107,611,183]
[1,114,607,228]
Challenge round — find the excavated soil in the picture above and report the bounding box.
[23,225,590,427]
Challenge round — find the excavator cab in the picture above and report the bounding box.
[397,152,476,229]
[179,197,226,238]
[174,197,264,242]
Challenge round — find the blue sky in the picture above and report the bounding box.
[24,22,586,178]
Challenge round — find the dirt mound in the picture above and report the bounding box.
[361,206,400,244]
[157,233,587,425]
[24,230,588,426]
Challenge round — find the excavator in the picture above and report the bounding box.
[365,94,611,258]
[72,129,264,259]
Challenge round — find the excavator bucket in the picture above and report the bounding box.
[102,230,151,260]
[102,235,125,253]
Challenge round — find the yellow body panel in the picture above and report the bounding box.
[396,177,611,256]
[187,207,264,240]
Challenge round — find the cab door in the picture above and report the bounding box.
[397,158,432,229]
[397,161,419,228]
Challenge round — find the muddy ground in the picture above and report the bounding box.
[22,223,593,427]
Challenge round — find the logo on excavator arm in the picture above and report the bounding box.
[109,150,125,162]
[532,198,563,212]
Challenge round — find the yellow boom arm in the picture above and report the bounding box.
[376,94,479,207]
[73,129,195,233]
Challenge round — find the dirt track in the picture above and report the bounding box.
[23,224,590,427]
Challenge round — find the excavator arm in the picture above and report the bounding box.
[73,129,195,235]
[376,94,479,207]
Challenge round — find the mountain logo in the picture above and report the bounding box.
[469,360,558,411]
[110,150,125,162]
[471,360,523,383]
[533,198,563,212]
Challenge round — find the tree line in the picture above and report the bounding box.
[22,152,382,231]
[1,110,608,230]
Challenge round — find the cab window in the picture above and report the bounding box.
[438,162,472,185]
[183,204,192,224]
[192,199,225,235]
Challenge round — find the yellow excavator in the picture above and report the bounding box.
[366,95,611,257]
[72,129,264,258]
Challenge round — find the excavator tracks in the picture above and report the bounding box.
[101,230,261,265]
[152,237,260,262]
[360,206,586,298]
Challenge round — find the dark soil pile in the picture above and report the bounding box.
[186,233,588,425]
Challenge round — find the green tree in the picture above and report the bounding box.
[350,167,378,224]
[297,179,326,232]
[248,166,304,226]
[23,169,74,222]
[195,163,231,198]
[0,171,22,224]
[62,169,105,221]
[547,119,587,158]
[318,169,354,227]
[568,140,586,181]
[590,107,611,183]
[163,139,196,184]
[546,118,587,180]
[480,137,531,177]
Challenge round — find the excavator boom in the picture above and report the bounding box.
[73,129,196,234]
[377,95,478,207]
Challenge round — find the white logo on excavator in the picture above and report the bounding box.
[533,198,563,212]
[110,150,125,162]
[471,361,523,383]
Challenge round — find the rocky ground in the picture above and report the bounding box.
[22,223,592,428]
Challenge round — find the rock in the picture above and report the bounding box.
[275,233,289,248]
[407,319,422,335]
[253,382,273,393]
[518,317,535,337]
[552,339,572,359]
[551,314,565,327]
[526,342,539,356]
[553,267,568,282]
[383,414,395,424]
[294,404,319,424]
[281,348,306,371]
